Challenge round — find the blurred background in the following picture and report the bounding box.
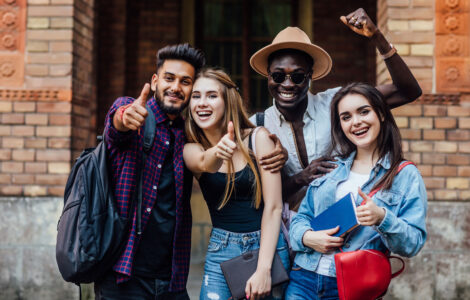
[0,0,469,299]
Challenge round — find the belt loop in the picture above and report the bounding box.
[223,231,229,246]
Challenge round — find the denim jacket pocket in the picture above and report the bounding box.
[375,190,402,209]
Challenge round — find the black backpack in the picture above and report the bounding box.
[56,107,155,284]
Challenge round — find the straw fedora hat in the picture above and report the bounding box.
[250,27,332,81]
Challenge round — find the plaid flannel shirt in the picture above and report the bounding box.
[104,96,192,292]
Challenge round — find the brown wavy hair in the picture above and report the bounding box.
[185,67,262,209]
[329,83,404,191]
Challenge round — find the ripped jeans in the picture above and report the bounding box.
[200,227,290,300]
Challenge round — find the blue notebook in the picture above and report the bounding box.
[310,192,360,237]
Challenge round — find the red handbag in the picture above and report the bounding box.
[335,249,404,300]
[334,161,413,300]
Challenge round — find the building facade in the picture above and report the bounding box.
[0,0,469,299]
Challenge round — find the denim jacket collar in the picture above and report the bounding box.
[336,151,392,171]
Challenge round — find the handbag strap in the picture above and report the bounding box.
[389,255,405,278]
[361,161,415,205]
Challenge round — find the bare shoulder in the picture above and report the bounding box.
[254,127,275,155]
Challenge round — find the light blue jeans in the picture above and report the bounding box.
[200,228,291,300]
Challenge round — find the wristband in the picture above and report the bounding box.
[119,104,131,124]
[381,43,396,60]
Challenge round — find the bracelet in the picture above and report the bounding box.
[119,104,131,123]
[381,43,396,60]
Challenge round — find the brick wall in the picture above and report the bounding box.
[393,96,470,201]
[0,0,75,197]
[377,0,434,92]
[71,0,96,158]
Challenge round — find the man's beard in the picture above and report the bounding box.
[154,88,188,115]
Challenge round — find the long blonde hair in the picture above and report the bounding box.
[185,67,262,209]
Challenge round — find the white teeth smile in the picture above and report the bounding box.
[197,111,212,117]
[280,92,295,99]
[353,128,368,135]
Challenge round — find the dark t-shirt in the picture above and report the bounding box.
[133,121,176,280]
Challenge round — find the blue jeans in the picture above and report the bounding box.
[200,228,291,300]
[285,264,339,300]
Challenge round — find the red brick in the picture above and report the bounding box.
[448,130,470,141]
[410,117,433,129]
[49,114,70,125]
[0,149,11,160]
[2,137,24,149]
[417,164,432,176]
[433,166,457,176]
[404,152,421,163]
[423,105,447,117]
[25,138,47,149]
[1,162,24,173]
[12,150,35,161]
[422,153,446,165]
[0,125,10,136]
[0,174,11,184]
[28,6,74,17]
[12,174,35,185]
[25,162,47,173]
[435,118,457,129]
[423,178,445,189]
[448,106,470,117]
[37,102,71,113]
[392,105,422,116]
[37,126,71,137]
[50,41,73,52]
[12,126,35,136]
[459,142,470,153]
[48,138,70,148]
[48,186,65,196]
[447,154,470,165]
[410,141,433,152]
[28,53,73,64]
[423,129,445,140]
[0,185,22,195]
[35,174,68,185]
[460,118,470,129]
[400,129,421,139]
[24,186,47,197]
[36,149,70,161]
[1,113,24,124]
[435,141,458,153]
[13,102,36,112]
[458,167,470,177]
[25,114,48,125]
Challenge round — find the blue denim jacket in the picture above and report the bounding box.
[289,152,427,276]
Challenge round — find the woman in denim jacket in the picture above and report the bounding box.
[286,83,427,299]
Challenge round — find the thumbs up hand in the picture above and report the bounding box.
[356,187,386,226]
[215,121,237,160]
[117,83,150,131]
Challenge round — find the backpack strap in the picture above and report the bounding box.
[363,161,415,203]
[255,112,265,127]
[248,126,262,156]
[136,105,156,235]
[143,105,155,153]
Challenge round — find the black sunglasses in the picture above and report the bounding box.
[269,71,310,85]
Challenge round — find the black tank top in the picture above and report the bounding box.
[198,160,263,233]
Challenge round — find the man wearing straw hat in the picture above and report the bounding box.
[250,8,422,211]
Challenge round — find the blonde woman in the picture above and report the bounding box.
[184,67,290,300]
